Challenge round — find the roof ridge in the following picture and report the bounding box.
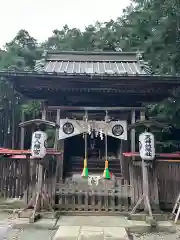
[45,50,144,56]
[34,50,150,75]
[45,59,138,62]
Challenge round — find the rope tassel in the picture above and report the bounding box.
[81,158,88,177]
[103,160,111,179]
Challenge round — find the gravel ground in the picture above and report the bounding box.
[0,213,56,240]
[4,229,180,240]
[5,228,56,240]
[3,229,180,240]
[132,231,180,240]
[5,230,180,240]
[1,227,180,239]
[1,212,180,240]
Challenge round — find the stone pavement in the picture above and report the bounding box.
[52,216,176,240]
[53,226,129,240]
[6,228,56,240]
[0,213,176,239]
[53,215,175,233]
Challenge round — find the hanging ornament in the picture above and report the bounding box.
[99,128,103,140]
[81,159,88,177]
[88,124,91,135]
[91,132,94,139]
[103,160,111,179]
[95,129,99,138]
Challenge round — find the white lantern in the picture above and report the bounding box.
[139,132,155,160]
[31,131,47,159]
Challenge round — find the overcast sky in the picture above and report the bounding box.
[0,0,130,47]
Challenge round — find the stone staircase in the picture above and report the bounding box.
[65,156,122,178]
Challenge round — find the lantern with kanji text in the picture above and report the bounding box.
[31,130,47,159]
[139,132,155,161]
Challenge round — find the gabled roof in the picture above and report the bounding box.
[34,50,151,75]
[3,50,180,106]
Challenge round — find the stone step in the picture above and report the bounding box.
[71,159,120,163]
[71,167,121,172]
[66,172,122,177]
[72,161,120,166]
[67,156,122,178]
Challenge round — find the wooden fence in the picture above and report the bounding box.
[55,179,131,212]
[128,161,180,211]
[0,158,29,199]
[157,162,180,209]
[0,157,179,212]
[129,162,159,210]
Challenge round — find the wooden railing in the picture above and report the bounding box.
[0,156,180,212]
[0,158,29,199]
[55,179,131,212]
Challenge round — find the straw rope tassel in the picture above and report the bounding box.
[103,159,111,179]
[103,112,110,179]
[81,158,88,177]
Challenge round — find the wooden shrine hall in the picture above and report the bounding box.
[1,50,180,214]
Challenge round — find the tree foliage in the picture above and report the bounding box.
[0,0,180,150]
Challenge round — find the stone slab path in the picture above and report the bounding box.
[53,226,129,240]
[0,213,176,239]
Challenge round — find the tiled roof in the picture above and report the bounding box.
[34,51,151,75]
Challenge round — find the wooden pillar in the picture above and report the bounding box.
[140,111,145,121]
[118,139,129,180]
[54,109,60,150]
[139,110,160,211]
[131,110,136,155]
[37,104,46,204]
[129,110,137,207]
[4,99,9,147]
[20,110,25,149]
[57,141,64,183]
[41,106,46,121]
[11,97,15,149]
[140,110,149,211]
[55,109,64,183]
[150,167,160,211]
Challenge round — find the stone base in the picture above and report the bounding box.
[29,213,41,223]
[156,221,176,233]
[127,221,151,234]
[18,209,33,218]
[145,216,157,227]
[128,213,169,221]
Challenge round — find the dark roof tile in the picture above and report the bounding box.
[34,51,149,75]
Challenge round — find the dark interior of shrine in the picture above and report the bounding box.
[63,134,121,178]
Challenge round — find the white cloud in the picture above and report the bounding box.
[0,0,130,47]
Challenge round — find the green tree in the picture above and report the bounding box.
[0,30,42,147]
[5,29,42,70]
[0,1,180,150]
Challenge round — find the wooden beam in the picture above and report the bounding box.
[47,106,145,111]
[20,111,25,150]
[54,109,60,150]
[158,159,180,162]
[130,110,136,157]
